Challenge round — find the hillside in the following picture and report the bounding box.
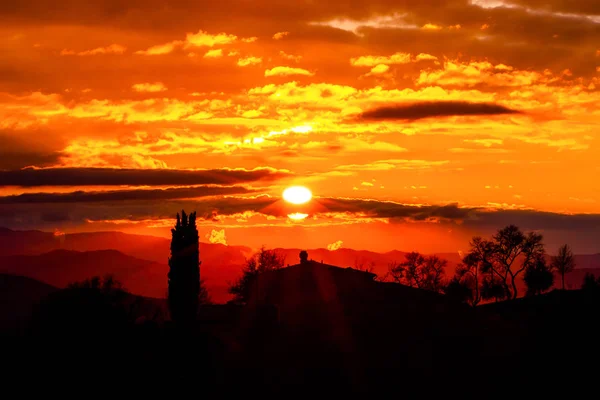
[0,274,59,333]
[1,228,598,303]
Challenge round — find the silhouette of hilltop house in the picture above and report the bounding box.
[233,250,486,386]
[241,251,469,335]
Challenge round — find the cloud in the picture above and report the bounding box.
[264,66,314,77]
[204,49,223,58]
[335,159,449,171]
[416,60,544,87]
[135,41,182,55]
[131,82,167,93]
[415,53,438,61]
[357,102,520,121]
[422,23,443,30]
[206,229,227,245]
[135,29,239,55]
[61,44,126,56]
[237,56,262,66]
[0,185,253,204]
[318,198,477,222]
[350,52,411,67]
[279,51,302,62]
[326,240,343,251]
[272,31,289,40]
[184,30,237,48]
[0,167,292,187]
[364,64,390,77]
[242,37,258,43]
[351,52,439,67]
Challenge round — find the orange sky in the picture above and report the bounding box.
[0,0,599,254]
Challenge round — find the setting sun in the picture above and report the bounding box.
[282,186,312,205]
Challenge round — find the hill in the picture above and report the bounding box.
[1,228,598,302]
[0,274,59,333]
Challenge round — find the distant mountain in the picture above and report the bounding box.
[0,250,168,298]
[0,228,252,264]
[0,228,598,303]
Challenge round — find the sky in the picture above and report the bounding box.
[0,0,599,254]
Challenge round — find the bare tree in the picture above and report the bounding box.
[229,246,285,304]
[465,225,544,300]
[460,236,496,306]
[389,252,447,293]
[551,244,576,290]
[354,259,376,273]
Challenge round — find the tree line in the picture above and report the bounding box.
[387,224,589,305]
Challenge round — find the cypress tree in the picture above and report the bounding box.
[168,210,200,325]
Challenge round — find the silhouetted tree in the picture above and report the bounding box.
[551,244,576,290]
[481,275,508,302]
[168,210,201,325]
[466,225,544,300]
[524,256,554,296]
[581,272,600,293]
[68,274,123,293]
[32,275,130,336]
[354,259,376,273]
[389,252,447,293]
[461,236,495,305]
[229,246,285,304]
[444,277,473,304]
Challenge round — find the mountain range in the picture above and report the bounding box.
[1,227,599,303]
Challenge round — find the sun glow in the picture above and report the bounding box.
[282,186,312,204]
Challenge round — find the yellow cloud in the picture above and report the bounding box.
[237,56,262,66]
[273,31,289,40]
[326,240,343,251]
[351,52,411,67]
[242,37,258,43]
[206,229,227,245]
[417,60,543,87]
[366,64,390,76]
[422,23,443,30]
[204,49,223,58]
[279,51,302,62]
[415,53,438,61]
[185,30,237,47]
[135,41,182,55]
[336,160,449,171]
[241,109,263,118]
[135,30,238,55]
[264,66,314,77]
[131,82,167,93]
[61,44,126,56]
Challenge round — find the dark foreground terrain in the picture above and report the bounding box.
[2,273,599,395]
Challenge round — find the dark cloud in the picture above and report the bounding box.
[0,185,253,204]
[318,198,476,221]
[0,167,291,187]
[0,196,599,253]
[0,131,63,169]
[357,102,520,121]
[462,209,600,232]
